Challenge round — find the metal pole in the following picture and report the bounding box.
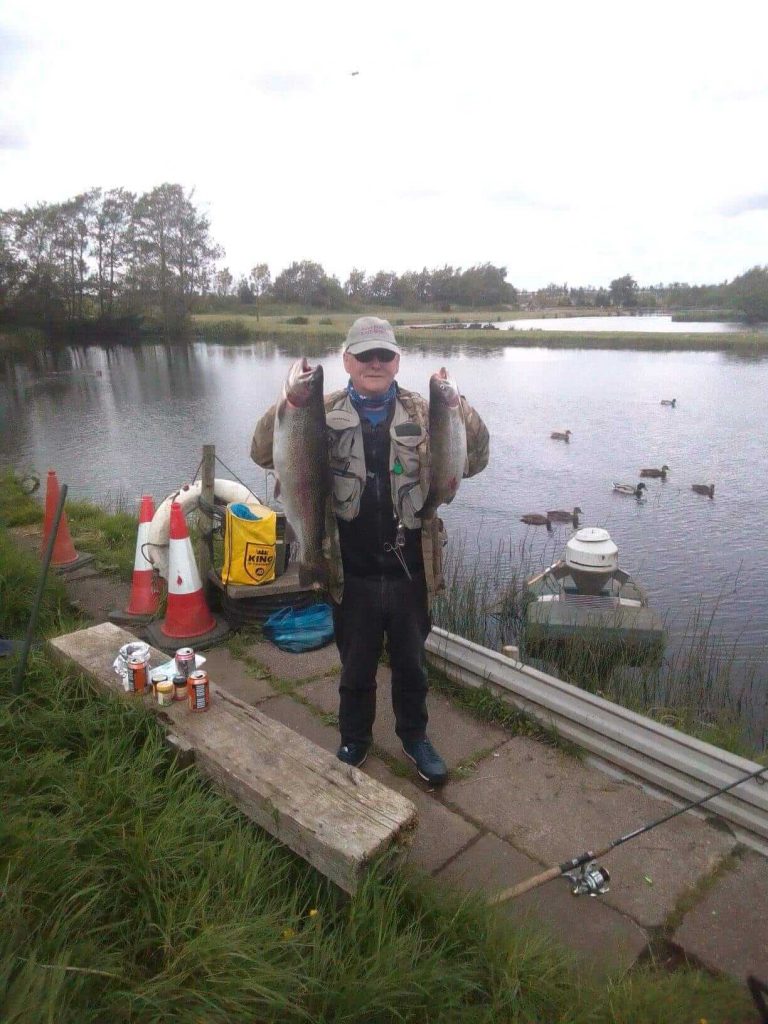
[198,444,215,594]
[12,483,68,696]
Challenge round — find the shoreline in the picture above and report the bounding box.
[3,307,768,354]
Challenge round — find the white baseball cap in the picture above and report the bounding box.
[344,316,401,357]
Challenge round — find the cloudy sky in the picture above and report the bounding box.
[2,0,767,290]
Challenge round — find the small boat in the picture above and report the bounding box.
[639,464,670,479]
[660,399,677,407]
[550,430,572,442]
[546,506,582,524]
[691,483,715,498]
[521,513,553,531]
[613,482,646,497]
[523,527,665,664]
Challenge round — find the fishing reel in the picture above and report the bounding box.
[564,860,611,897]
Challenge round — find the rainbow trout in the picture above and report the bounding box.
[422,367,467,518]
[273,358,331,588]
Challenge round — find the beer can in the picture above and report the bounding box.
[127,656,148,694]
[173,674,188,701]
[175,647,195,679]
[156,681,174,707]
[188,669,210,712]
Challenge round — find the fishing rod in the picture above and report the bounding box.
[488,762,768,905]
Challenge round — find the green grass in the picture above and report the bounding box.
[190,311,768,353]
[0,470,139,584]
[0,514,758,1021]
[0,651,756,1022]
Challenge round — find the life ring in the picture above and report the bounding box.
[145,478,258,579]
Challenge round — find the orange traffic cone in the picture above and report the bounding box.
[109,495,160,624]
[146,501,228,650]
[41,470,93,572]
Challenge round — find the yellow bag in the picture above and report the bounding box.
[221,502,277,585]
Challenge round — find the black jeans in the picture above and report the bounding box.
[333,573,431,747]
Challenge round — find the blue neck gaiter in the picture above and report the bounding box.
[347,380,396,427]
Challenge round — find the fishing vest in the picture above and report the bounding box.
[325,389,428,529]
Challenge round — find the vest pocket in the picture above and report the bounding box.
[332,471,362,521]
[390,423,426,523]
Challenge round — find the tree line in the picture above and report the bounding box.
[218,260,519,315]
[2,184,767,337]
[0,184,221,336]
[518,272,768,323]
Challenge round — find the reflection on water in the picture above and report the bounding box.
[2,339,767,720]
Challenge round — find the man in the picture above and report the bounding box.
[251,316,489,785]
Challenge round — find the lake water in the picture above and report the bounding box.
[2,337,767,731]
[497,315,745,333]
[407,315,750,334]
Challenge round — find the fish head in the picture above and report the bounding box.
[283,358,323,408]
[430,367,460,408]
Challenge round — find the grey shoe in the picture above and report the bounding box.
[402,738,447,786]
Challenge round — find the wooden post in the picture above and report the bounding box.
[199,444,215,592]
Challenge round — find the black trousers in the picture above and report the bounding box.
[333,573,431,747]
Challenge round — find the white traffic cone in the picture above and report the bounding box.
[145,500,228,650]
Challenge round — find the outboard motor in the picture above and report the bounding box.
[564,527,619,596]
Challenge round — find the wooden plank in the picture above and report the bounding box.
[48,622,417,893]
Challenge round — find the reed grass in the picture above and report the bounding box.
[432,534,768,759]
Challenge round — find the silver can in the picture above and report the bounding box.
[174,647,195,679]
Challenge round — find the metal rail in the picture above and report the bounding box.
[425,627,768,852]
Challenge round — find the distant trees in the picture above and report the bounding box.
[334,263,517,309]
[272,260,345,308]
[5,183,766,334]
[249,264,271,320]
[609,274,639,308]
[728,266,768,323]
[0,184,222,335]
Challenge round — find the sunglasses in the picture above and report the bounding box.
[353,349,397,364]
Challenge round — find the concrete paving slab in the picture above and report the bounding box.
[201,646,276,704]
[258,694,341,754]
[673,850,768,980]
[436,832,648,976]
[244,640,341,682]
[301,667,508,770]
[445,737,735,928]
[364,758,480,875]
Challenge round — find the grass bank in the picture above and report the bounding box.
[0,520,756,1022]
[191,311,768,353]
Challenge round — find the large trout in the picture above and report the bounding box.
[272,358,331,588]
[422,367,467,518]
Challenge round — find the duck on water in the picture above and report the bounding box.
[640,464,670,479]
[613,482,647,498]
[546,506,582,525]
[520,513,553,531]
